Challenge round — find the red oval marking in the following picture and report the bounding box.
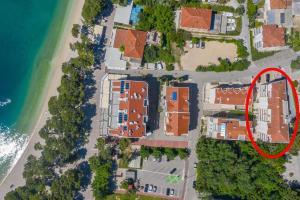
[245,67,300,159]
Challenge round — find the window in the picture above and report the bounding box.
[280,13,285,24]
[144,99,148,106]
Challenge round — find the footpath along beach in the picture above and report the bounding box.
[0,0,85,198]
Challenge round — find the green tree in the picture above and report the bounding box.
[119,138,131,152]
[140,146,152,159]
[247,0,257,28]
[291,56,300,69]
[71,24,81,38]
[195,137,300,199]
[50,169,83,200]
[143,45,160,63]
[152,147,163,159]
[82,0,105,25]
[165,148,177,160]
[178,148,189,159]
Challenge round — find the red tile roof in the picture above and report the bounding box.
[165,87,190,136]
[215,86,248,106]
[270,0,289,9]
[133,139,188,148]
[216,118,249,141]
[109,80,148,138]
[263,25,285,48]
[113,29,147,59]
[180,7,212,30]
[267,80,289,143]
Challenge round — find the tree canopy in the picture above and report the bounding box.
[196,137,300,199]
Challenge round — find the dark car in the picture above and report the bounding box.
[144,184,149,192]
[170,168,177,174]
[166,188,170,196]
[193,181,196,188]
[153,186,157,192]
[201,41,205,49]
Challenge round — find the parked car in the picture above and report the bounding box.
[166,188,170,196]
[194,162,197,168]
[144,184,149,192]
[189,43,194,49]
[193,181,196,188]
[146,132,152,136]
[170,189,175,196]
[149,184,153,192]
[196,42,200,48]
[153,186,157,192]
[170,168,177,174]
[201,41,205,49]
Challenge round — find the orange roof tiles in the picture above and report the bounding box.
[109,80,148,138]
[263,25,285,48]
[216,118,249,141]
[270,0,288,9]
[215,87,248,106]
[267,80,289,143]
[165,87,190,136]
[113,29,147,59]
[180,7,212,30]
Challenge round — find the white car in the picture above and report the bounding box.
[170,189,175,196]
[149,184,153,192]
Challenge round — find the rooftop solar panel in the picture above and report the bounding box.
[172,92,177,101]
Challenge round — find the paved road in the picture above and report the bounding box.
[80,6,116,199]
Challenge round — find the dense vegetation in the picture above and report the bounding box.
[89,138,114,200]
[247,0,257,28]
[291,56,300,70]
[196,58,250,72]
[82,0,106,24]
[288,29,300,51]
[196,137,300,199]
[138,4,177,66]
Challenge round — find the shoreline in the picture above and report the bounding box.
[0,0,85,198]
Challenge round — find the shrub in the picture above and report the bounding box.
[293,80,299,88]
[291,56,300,69]
[196,59,250,72]
[166,64,175,71]
[143,45,160,63]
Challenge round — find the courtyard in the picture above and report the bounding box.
[180,41,237,71]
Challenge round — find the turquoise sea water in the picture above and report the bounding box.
[0,0,70,181]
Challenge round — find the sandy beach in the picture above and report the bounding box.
[0,0,85,199]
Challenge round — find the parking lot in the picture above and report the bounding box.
[181,41,237,70]
[137,156,185,198]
